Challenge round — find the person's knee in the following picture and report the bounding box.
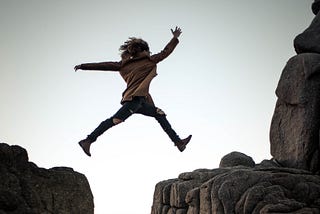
[112,118,123,125]
[156,108,166,116]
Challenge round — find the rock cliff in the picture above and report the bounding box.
[151,152,320,214]
[272,0,320,173]
[0,143,94,214]
[151,1,320,213]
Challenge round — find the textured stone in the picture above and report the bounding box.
[270,53,320,173]
[219,151,255,168]
[0,143,94,214]
[294,11,320,54]
[151,160,320,214]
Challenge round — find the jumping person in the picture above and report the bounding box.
[74,27,192,156]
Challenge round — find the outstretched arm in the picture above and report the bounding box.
[151,26,182,63]
[74,61,121,72]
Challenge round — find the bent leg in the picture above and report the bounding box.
[137,103,181,143]
[153,109,192,152]
[155,111,181,143]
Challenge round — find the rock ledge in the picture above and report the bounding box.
[0,143,94,214]
[151,152,320,214]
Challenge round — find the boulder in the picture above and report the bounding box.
[270,53,320,173]
[0,143,94,214]
[294,11,320,54]
[219,151,255,168]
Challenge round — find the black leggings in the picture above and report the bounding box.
[87,96,180,143]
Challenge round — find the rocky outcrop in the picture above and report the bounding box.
[270,53,320,173]
[272,0,320,173]
[152,1,320,213]
[294,10,320,54]
[151,152,320,214]
[0,143,94,214]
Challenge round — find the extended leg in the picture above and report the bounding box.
[79,97,143,156]
[79,117,122,157]
[154,109,192,152]
[154,109,180,143]
[137,103,192,152]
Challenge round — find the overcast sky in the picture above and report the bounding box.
[0,0,314,213]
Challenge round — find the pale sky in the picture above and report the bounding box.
[0,0,314,213]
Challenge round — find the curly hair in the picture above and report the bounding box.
[119,37,150,58]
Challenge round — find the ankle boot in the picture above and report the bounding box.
[175,135,192,152]
[79,139,92,156]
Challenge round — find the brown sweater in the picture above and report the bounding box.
[79,37,179,105]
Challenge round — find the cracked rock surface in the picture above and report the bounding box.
[151,154,320,214]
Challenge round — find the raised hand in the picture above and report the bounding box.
[171,26,182,38]
[74,65,81,72]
